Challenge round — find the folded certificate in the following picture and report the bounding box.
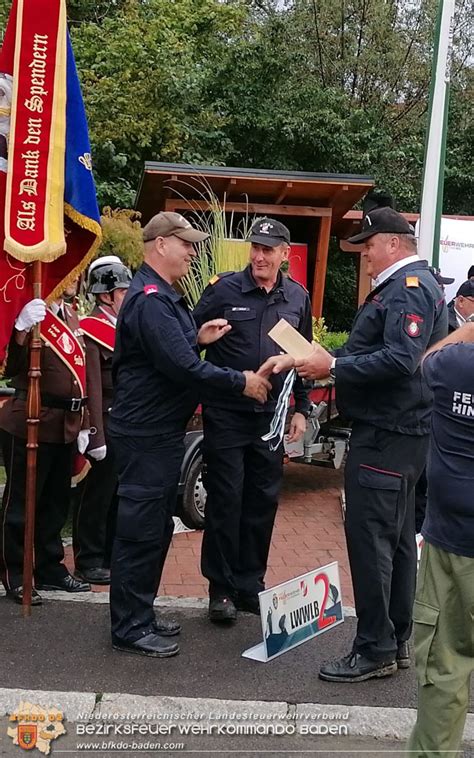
[268,318,314,360]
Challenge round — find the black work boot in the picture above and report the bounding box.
[396,641,410,669]
[319,651,397,683]
[236,593,260,615]
[208,596,237,623]
[112,632,179,658]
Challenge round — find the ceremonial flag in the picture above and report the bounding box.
[0,0,101,362]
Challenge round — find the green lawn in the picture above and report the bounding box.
[0,467,5,486]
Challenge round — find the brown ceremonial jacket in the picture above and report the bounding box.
[0,303,88,444]
[83,306,114,451]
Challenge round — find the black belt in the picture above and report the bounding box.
[14,390,87,412]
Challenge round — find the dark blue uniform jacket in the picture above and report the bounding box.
[109,263,245,436]
[193,265,312,414]
[334,260,448,435]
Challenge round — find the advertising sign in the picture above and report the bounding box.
[415,217,474,301]
[242,561,343,663]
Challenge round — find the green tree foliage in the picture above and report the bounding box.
[69,0,247,206]
[97,207,144,269]
[0,0,471,329]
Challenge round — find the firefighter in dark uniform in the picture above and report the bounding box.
[447,279,474,333]
[0,293,91,605]
[72,257,132,585]
[108,211,271,658]
[193,218,312,622]
[291,208,448,682]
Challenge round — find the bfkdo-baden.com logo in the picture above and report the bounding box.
[7,701,66,754]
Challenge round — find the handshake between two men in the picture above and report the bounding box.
[248,342,332,400]
[246,343,331,444]
[198,316,331,404]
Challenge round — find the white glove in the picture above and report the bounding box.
[89,445,107,461]
[77,429,90,454]
[15,298,47,332]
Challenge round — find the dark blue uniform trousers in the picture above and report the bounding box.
[344,422,428,662]
[201,406,283,600]
[109,432,184,642]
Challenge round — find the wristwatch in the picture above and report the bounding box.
[329,357,337,379]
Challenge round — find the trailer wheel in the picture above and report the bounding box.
[180,454,206,530]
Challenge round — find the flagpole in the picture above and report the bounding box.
[417,0,455,268]
[1,0,102,616]
[22,260,42,616]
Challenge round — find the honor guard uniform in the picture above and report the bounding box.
[108,212,269,658]
[0,295,91,605]
[72,256,132,586]
[312,207,448,683]
[193,217,312,621]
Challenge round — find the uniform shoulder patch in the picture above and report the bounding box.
[144,284,159,295]
[208,271,235,286]
[405,276,419,288]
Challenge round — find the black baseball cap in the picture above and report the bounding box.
[249,217,290,247]
[456,279,474,298]
[347,207,415,244]
[429,267,455,286]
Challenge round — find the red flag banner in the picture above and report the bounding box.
[0,0,102,365]
[5,0,66,262]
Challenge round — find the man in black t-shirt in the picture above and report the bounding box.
[408,321,474,757]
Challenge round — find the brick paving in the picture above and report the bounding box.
[64,462,354,606]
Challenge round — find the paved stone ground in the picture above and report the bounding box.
[64,462,354,605]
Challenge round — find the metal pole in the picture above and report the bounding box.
[417,0,455,267]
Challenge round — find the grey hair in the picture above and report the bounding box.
[380,232,417,254]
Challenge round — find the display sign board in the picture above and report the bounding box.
[242,561,343,663]
[416,218,474,302]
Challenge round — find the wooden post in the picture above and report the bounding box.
[311,213,332,318]
[22,260,42,616]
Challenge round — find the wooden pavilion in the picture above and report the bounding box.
[135,162,374,316]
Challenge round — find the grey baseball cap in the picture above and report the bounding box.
[143,212,209,243]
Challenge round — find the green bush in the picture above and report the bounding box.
[320,331,349,352]
[312,317,348,352]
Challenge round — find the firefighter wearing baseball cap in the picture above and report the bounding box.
[292,206,448,682]
[192,217,312,622]
[72,256,132,586]
[108,212,271,658]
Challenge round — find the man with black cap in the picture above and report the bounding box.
[447,279,474,332]
[291,207,448,682]
[193,217,312,622]
[108,212,271,658]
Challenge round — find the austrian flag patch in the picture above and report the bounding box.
[404,313,423,337]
